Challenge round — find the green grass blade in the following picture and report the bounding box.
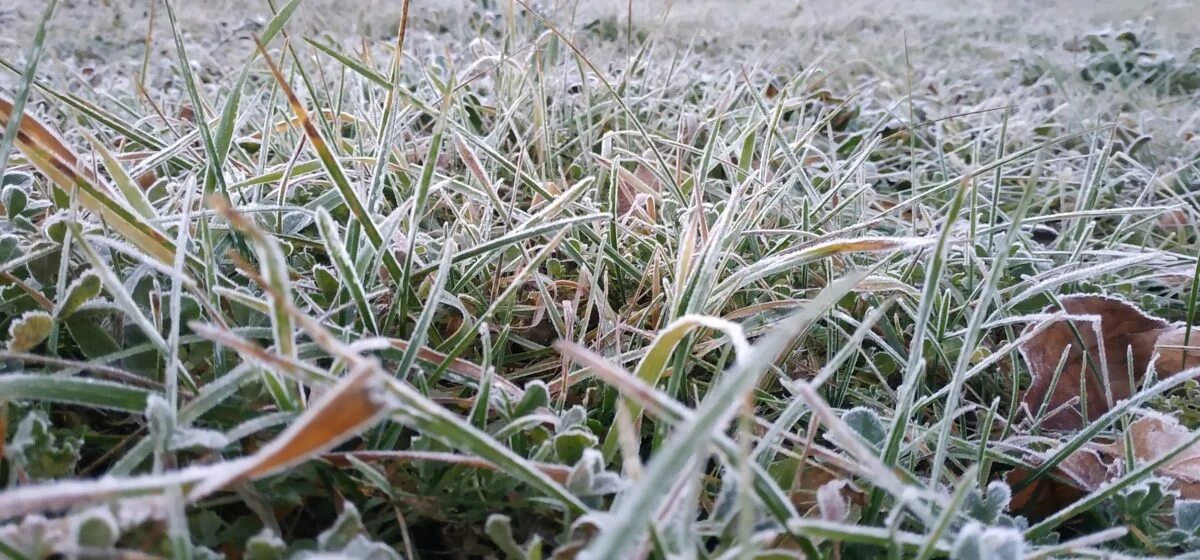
[0,0,57,183]
[583,271,869,558]
[315,207,379,334]
[0,374,152,413]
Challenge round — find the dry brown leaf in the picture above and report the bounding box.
[1158,208,1191,233]
[1008,446,1113,519]
[790,463,863,516]
[1099,414,1200,498]
[1149,326,1200,375]
[1010,413,1200,518]
[529,181,563,210]
[177,103,195,123]
[763,80,781,100]
[1019,294,1200,431]
[616,161,659,217]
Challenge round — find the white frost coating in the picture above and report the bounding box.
[349,337,392,353]
[0,462,228,521]
[169,427,232,451]
[1005,253,1161,310]
[69,505,119,547]
[0,496,170,556]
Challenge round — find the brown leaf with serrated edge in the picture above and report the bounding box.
[1018,294,1200,431]
[1148,326,1200,375]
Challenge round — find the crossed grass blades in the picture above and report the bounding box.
[3,0,1200,558]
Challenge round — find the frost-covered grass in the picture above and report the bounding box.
[2,0,1200,558]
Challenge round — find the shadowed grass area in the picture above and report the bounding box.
[2,0,1200,558]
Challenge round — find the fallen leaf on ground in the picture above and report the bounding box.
[1008,445,1113,519]
[1019,294,1200,431]
[1099,414,1200,498]
[1009,414,1200,518]
[615,160,659,218]
[790,463,863,516]
[1158,208,1192,233]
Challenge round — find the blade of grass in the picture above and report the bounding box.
[67,221,196,392]
[600,314,749,460]
[253,38,406,287]
[0,0,57,184]
[0,374,152,413]
[0,97,195,269]
[212,196,302,410]
[581,271,869,559]
[928,174,1036,484]
[315,207,379,334]
[394,232,455,380]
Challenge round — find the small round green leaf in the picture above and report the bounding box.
[56,270,102,318]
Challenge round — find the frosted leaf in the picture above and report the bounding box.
[7,310,52,352]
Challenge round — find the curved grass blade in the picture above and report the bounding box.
[582,271,869,559]
[315,207,379,333]
[0,0,57,183]
[711,236,933,305]
[600,314,749,459]
[213,196,300,410]
[0,374,153,413]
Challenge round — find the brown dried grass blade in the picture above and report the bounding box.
[188,364,389,500]
[0,96,183,267]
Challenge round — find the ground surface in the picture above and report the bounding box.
[5,0,1200,166]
